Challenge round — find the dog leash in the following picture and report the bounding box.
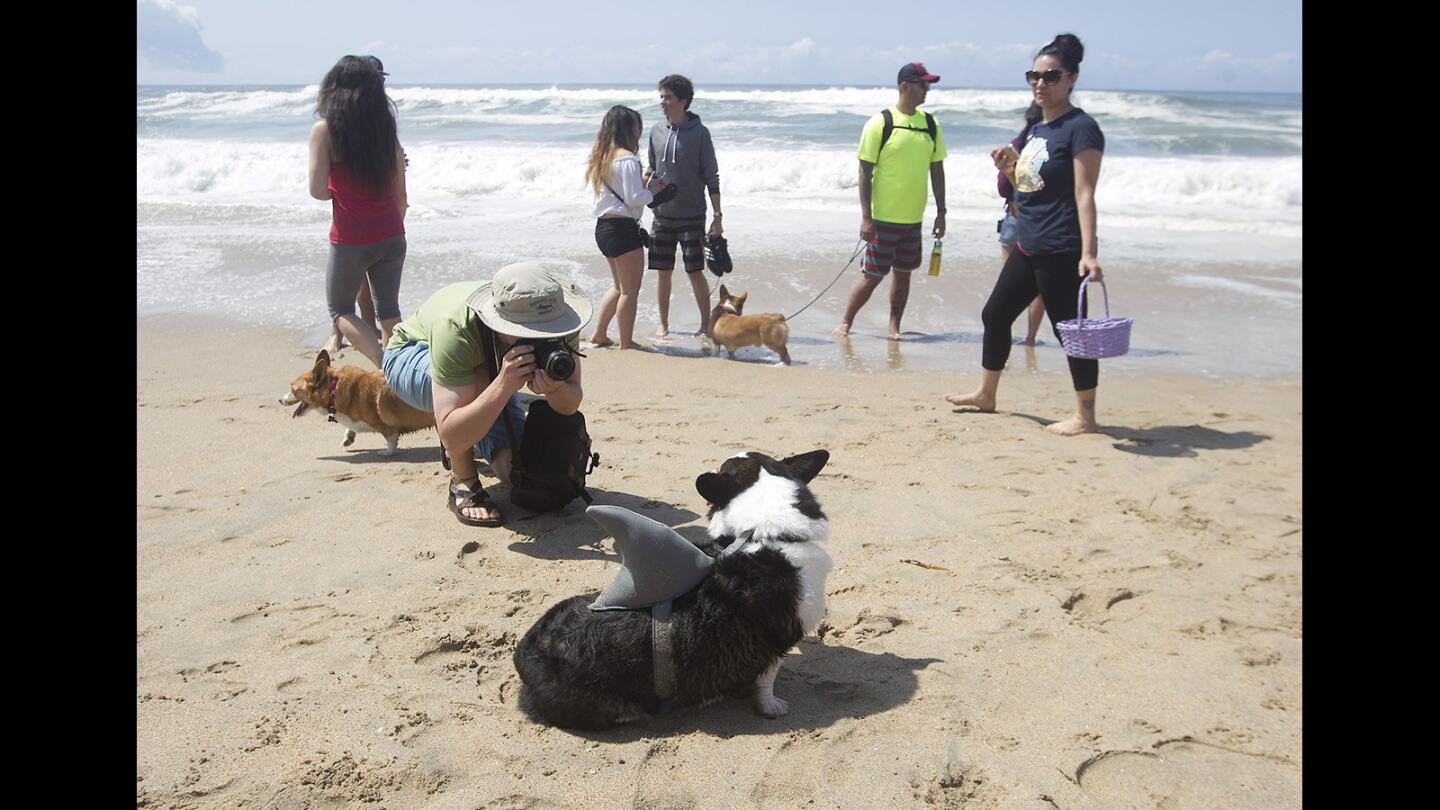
[780,238,867,322]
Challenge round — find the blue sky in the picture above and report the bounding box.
[137,0,1302,93]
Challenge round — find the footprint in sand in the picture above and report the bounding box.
[631,739,700,807]
[1060,587,1141,623]
[825,607,905,643]
[749,728,856,807]
[1075,737,1298,807]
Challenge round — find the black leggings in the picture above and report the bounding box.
[981,249,1098,391]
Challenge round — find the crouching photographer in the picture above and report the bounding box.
[382,262,596,527]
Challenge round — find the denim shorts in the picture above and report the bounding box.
[997,213,1019,248]
[595,217,645,258]
[382,341,526,462]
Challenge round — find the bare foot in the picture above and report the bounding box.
[654,326,670,338]
[586,336,615,348]
[943,391,996,411]
[618,341,650,351]
[691,328,708,337]
[321,338,344,356]
[1043,416,1098,436]
[888,331,903,341]
[831,322,851,338]
[1023,336,1037,346]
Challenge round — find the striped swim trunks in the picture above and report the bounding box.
[861,220,923,277]
[648,219,707,273]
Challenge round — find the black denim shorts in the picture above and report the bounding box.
[595,217,645,258]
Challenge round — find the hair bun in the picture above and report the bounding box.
[1049,33,1084,66]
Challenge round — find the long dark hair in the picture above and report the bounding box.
[1016,102,1044,149]
[584,105,643,196]
[315,55,398,192]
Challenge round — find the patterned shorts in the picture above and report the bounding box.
[861,221,923,278]
[648,221,706,273]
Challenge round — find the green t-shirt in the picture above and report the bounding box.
[856,107,947,224]
[387,281,489,388]
[386,281,583,389]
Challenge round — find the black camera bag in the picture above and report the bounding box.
[480,323,599,513]
[506,399,599,513]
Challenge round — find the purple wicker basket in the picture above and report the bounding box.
[1057,277,1132,359]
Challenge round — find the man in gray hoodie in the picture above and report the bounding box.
[646,74,722,338]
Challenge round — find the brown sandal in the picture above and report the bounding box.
[448,477,505,527]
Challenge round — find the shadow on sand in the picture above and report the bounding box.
[497,486,705,563]
[1010,413,1271,458]
[523,639,942,740]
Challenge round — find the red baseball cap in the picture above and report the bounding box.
[898,62,940,84]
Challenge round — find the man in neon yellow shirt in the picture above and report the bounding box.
[833,63,948,340]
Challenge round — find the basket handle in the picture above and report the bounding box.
[1075,276,1110,328]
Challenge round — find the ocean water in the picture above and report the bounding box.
[137,83,1302,378]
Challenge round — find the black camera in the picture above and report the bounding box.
[528,339,578,382]
[647,183,679,208]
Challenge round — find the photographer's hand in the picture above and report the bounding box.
[497,344,536,394]
[527,369,565,395]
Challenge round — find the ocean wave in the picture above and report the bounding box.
[1171,275,1303,305]
[137,138,1300,238]
[138,86,318,119]
[138,85,1301,159]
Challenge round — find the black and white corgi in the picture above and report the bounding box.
[512,450,833,729]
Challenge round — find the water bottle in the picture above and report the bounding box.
[928,238,942,276]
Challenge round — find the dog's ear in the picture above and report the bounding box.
[696,472,742,507]
[736,292,747,311]
[310,351,331,385]
[718,284,730,300]
[780,450,829,483]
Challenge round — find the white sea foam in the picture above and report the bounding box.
[138,138,1301,239]
[1171,274,1303,305]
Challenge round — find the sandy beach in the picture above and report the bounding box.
[137,313,1301,808]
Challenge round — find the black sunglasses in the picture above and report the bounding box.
[1025,69,1065,85]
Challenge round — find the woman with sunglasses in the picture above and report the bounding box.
[944,33,1105,436]
[309,54,408,369]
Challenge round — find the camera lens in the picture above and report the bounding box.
[545,351,575,382]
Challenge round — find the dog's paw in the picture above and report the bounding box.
[755,694,790,718]
[342,430,357,446]
[379,441,397,457]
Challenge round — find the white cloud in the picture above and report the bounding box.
[136,0,223,72]
[787,37,816,56]
[1196,49,1299,75]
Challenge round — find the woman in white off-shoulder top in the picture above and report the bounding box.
[583,105,668,350]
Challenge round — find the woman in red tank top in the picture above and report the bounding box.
[308,55,408,368]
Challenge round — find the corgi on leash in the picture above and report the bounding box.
[709,284,791,365]
[279,350,434,456]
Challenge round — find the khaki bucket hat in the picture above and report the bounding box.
[465,262,593,339]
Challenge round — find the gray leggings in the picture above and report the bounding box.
[326,235,406,321]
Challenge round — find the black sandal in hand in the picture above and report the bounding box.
[448,476,505,527]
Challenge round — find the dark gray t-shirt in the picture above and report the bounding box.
[1013,108,1104,255]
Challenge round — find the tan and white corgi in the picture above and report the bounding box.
[708,284,791,364]
[279,350,434,456]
